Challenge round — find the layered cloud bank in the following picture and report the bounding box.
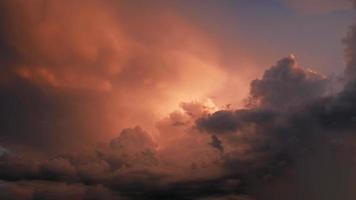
[1,54,354,200]
[0,0,356,200]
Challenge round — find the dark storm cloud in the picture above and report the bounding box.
[0,180,121,200]
[0,124,241,199]
[0,54,354,199]
[0,54,340,199]
[196,56,329,178]
[197,109,275,134]
[0,1,356,200]
[194,5,356,196]
[0,126,229,199]
[0,126,167,199]
[313,10,356,130]
[248,55,328,110]
[199,55,340,152]
[195,50,356,199]
[0,55,353,199]
[0,0,121,152]
[0,76,109,153]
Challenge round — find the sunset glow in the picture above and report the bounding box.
[0,0,355,199]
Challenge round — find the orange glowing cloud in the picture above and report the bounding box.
[0,0,228,149]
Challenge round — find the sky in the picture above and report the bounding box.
[172,0,353,74]
[0,0,356,200]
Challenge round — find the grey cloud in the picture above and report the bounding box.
[196,109,275,134]
[0,181,122,200]
[248,55,328,110]
[210,135,224,153]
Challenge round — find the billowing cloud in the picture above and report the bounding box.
[0,0,227,153]
[1,52,355,199]
[195,38,356,199]
[248,55,328,110]
[1,0,356,199]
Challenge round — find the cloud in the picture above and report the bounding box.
[0,181,121,200]
[1,1,356,199]
[110,127,157,155]
[0,0,227,153]
[105,126,159,169]
[40,158,77,181]
[194,39,356,198]
[199,195,254,200]
[0,51,332,199]
[0,53,355,199]
[196,109,275,134]
[0,146,9,157]
[194,6,356,197]
[344,23,356,82]
[209,135,224,153]
[248,55,328,110]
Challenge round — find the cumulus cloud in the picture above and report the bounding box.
[110,127,157,155]
[248,55,328,110]
[0,52,354,199]
[1,1,356,199]
[194,6,356,197]
[0,51,336,199]
[195,39,356,198]
[0,52,355,199]
[104,126,159,169]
